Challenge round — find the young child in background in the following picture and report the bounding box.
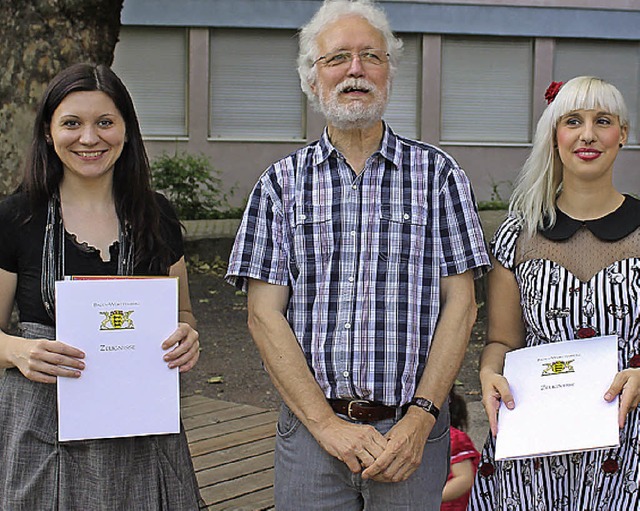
[441,386,480,511]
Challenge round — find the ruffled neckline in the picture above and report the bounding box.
[540,195,640,241]
[65,230,119,263]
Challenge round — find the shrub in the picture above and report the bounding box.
[477,199,509,211]
[151,151,242,220]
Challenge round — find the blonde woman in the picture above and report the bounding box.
[468,76,640,509]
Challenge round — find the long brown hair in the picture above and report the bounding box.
[20,63,179,274]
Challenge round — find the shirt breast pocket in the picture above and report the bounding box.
[379,203,429,265]
[292,204,335,273]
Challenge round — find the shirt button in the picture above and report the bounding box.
[348,276,355,282]
[352,184,358,190]
[344,322,351,329]
[300,214,307,220]
[342,371,349,378]
[403,213,410,220]
[350,231,356,237]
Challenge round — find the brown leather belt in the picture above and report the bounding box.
[328,399,407,422]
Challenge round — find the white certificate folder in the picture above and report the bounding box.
[56,277,180,441]
[495,335,619,460]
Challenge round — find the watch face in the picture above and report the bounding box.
[422,399,433,410]
[415,398,433,410]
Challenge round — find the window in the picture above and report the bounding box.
[385,34,420,139]
[441,37,533,143]
[112,27,187,137]
[554,40,639,145]
[210,29,304,140]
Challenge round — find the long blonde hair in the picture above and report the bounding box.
[510,76,629,236]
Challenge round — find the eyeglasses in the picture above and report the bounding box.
[313,49,390,68]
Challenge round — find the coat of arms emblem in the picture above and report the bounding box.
[100,310,134,330]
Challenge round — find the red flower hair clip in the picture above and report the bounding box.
[544,81,564,104]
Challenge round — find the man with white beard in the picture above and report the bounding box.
[226,1,490,509]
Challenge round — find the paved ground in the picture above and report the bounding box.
[181,237,490,451]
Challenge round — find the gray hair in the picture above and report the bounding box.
[297,0,403,111]
[510,76,630,236]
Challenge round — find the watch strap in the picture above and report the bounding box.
[409,397,440,420]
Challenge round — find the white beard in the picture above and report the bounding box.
[317,78,389,130]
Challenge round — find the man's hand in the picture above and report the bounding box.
[361,407,434,482]
[310,415,388,473]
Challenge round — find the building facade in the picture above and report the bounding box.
[114,0,640,205]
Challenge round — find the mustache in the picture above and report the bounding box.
[336,78,376,94]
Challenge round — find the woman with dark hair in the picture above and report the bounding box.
[0,63,203,509]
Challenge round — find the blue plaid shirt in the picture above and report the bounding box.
[226,123,490,406]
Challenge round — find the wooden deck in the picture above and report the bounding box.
[181,394,278,510]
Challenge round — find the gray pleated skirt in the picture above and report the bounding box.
[0,322,204,510]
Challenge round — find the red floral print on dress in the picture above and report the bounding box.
[602,458,619,474]
[576,326,597,338]
[479,462,495,478]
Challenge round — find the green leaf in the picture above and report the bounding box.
[150,151,244,220]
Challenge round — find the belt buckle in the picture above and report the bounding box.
[347,400,370,420]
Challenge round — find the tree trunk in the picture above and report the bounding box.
[0,0,123,196]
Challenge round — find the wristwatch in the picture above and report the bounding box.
[409,397,440,420]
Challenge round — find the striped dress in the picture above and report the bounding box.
[468,200,640,511]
